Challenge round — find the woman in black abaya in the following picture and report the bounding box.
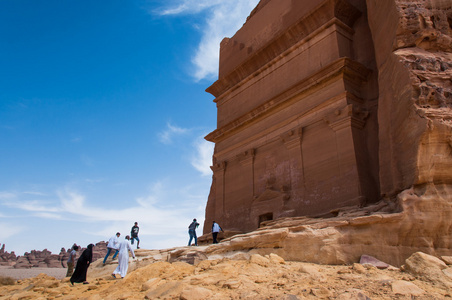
[70,244,94,285]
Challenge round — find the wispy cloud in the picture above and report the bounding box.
[158,122,189,144]
[155,0,260,81]
[0,192,17,200]
[0,222,25,240]
[191,136,214,176]
[136,181,163,208]
[156,0,223,15]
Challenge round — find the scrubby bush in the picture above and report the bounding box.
[0,276,15,286]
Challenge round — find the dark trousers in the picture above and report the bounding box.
[212,232,219,244]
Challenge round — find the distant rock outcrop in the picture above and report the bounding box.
[0,242,108,269]
[0,244,16,266]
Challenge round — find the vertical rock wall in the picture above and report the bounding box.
[203,0,452,261]
[366,0,452,198]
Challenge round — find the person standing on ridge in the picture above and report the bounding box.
[66,244,79,277]
[103,232,120,264]
[188,218,200,246]
[112,235,135,279]
[130,222,140,249]
[212,221,223,244]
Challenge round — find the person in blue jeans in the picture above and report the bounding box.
[188,218,200,246]
[103,232,120,264]
[130,222,140,249]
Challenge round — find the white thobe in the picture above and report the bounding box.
[113,240,135,278]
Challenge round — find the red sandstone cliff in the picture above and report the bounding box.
[202,0,452,265]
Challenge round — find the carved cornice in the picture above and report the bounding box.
[280,127,303,150]
[205,58,371,143]
[237,148,255,166]
[210,161,227,173]
[206,0,361,98]
[324,104,369,131]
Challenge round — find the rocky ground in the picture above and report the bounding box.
[0,247,451,300]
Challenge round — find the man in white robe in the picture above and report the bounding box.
[112,235,135,278]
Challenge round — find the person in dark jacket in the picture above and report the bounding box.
[188,218,200,246]
[70,244,94,285]
[130,222,140,249]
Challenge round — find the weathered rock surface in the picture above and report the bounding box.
[1,249,451,299]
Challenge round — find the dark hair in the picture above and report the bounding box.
[73,245,79,251]
[193,218,197,221]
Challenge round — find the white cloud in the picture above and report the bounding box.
[0,191,17,200]
[136,181,163,208]
[59,189,86,213]
[6,200,60,213]
[0,222,25,240]
[157,0,223,15]
[23,191,48,196]
[156,0,260,81]
[158,122,189,144]
[191,137,214,176]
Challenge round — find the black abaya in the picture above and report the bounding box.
[70,244,94,284]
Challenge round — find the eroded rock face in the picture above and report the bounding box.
[203,0,452,264]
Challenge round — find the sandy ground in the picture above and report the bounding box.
[0,266,67,280]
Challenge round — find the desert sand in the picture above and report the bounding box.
[0,266,66,280]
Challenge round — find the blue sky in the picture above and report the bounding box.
[0,0,259,255]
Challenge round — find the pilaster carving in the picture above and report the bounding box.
[324,104,369,131]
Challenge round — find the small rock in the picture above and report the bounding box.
[269,253,285,264]
[250,254,270,267]
[360,254,391,269]
[337,289,371,300]
[404,252,447,274]
[180,286,213,300]
[391,280,425,296]
[223,279,241,289]
[311,287,332,297]
[443,267,452,280]
[352,263,366,274]
[442,256,452,265]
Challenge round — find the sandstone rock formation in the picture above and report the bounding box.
[0,244,16,267]
[202,0,452,264]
